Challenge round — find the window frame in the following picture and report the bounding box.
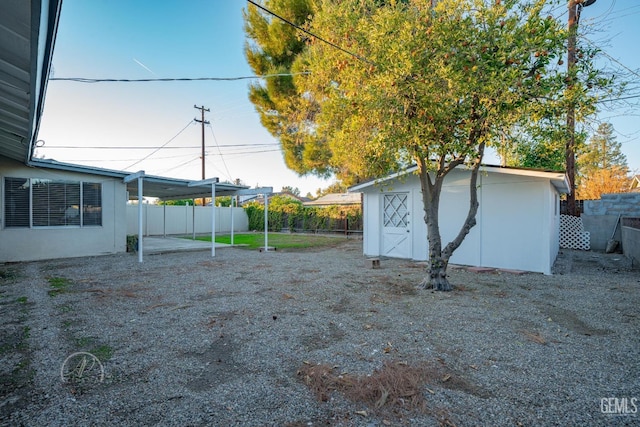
[2,177,102,229]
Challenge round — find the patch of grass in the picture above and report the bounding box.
[74,336,113,361]
[91,344,114,361]
[16,296,28,304]
[58,304,73,313]
[62,320,73,328]
[16,326,30,351]
[75,336,94,348]
[48,276,72,296]
[192,233,345,250]
[0,268,18,282]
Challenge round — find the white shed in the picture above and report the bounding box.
[350,165,569,274]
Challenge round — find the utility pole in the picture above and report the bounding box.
[194,105,210,206]
[566,0,595,216]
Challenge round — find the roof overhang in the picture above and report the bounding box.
[0,0,62,163]
[29,158,249,200]
[349,164,571,194]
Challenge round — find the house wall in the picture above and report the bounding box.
[360,169,560,274]
[126,204,248,236]
[0,157,127,262]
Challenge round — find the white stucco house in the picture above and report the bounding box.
[0,157,248,262]
[350,165,570,275]
[0,1,247,263]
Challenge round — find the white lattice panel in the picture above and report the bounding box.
[560,214,590,250]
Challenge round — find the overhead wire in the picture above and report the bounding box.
[206,123,233,181]
[123,120,194,170]
[152,156,201,175]
[49,72,310,84]
[43,143,277,150]
[245,0,377,67]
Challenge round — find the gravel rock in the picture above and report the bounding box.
[1,239,638,426]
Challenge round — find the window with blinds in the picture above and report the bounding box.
[82,182,102,226]
[3,177,102,228]
[4,178,30,227]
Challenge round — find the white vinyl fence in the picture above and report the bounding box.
[126,204,248,236]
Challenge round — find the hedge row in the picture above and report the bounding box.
[243,196,362,233]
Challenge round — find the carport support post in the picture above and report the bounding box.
[192,200,196,240]
[264,192,269,250]
[211,182,216,257]
[230,197,235,246]
[124,171,145,263]
[138,177,143,262]
[188,178,220,257]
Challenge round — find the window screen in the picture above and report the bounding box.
[32,179,81,227]
[3,177,102,228]
[82,183,102,226]
[4,178,30,227]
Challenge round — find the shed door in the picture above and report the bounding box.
[382,192,411,258]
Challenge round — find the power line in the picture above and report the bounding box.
[207,123,233,181]
[42,143,277,149]
[124,120,194,170]
[596,94,640,103]
[246,0,377,67]
[584,37,640,81]
[152,156,201,175]
[49,72,310,84]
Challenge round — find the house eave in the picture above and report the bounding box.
[26,158,249,199]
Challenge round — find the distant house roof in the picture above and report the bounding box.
[303,193,362,207]
[239,192,310,206]
[631,175,640,192]
[349,164,570,194]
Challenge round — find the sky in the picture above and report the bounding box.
[36,1,640,198]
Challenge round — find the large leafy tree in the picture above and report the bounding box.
[294,0,591,290]
[246,0,604,290]
[244,0,334,178]
[576,123,630,199]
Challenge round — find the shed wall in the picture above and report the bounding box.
[360,169,559,274]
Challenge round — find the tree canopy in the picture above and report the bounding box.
[244,0,607,290]
[576,122,630,199]
[244,0,334,179]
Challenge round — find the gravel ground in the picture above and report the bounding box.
[1,238,639,426]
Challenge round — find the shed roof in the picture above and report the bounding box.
[349,164,570,194]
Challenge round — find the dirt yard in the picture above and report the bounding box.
[1,239,638,426]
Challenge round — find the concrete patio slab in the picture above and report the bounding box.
[142,236,229,254]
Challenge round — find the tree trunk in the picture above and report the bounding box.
[418,143,485,291]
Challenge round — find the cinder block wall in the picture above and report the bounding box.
[622,226,640,269]
[582,193,640,251]
[583,193,640,216]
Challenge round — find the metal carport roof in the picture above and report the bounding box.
[29,158,249,199]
